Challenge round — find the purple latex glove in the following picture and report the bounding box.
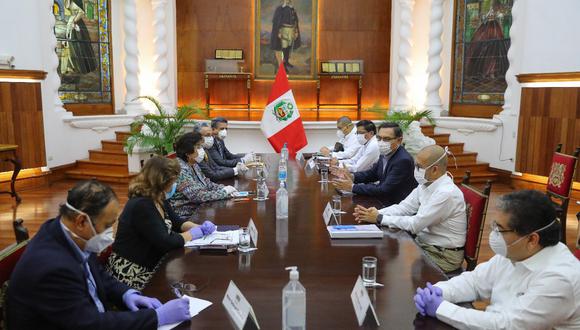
[189,226,204,240]
[414,288,427,316]
[426,282,443,297]
[421,284,443,318]
[200,220,216,235]
[155,298,191,326]
[124,293,162,311]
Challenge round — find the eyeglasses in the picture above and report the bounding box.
[490,221,515,234]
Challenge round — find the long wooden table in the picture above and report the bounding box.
[143,154,453,329]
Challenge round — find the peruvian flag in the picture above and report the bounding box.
[260,63,307,159]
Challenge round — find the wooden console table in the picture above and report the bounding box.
[0,145,22,204]
[204,72,252,119]
[316,73,363,120]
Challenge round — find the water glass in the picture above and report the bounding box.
[332,195,342,214]
[362,256,377,286]
[320,167,329,183]
[239,227,251,250]
[254,154,262,164]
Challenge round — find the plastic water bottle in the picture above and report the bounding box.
[283,266,306,330]
[276,182,288,219]
[281,143,289,161]
[278,158,287,183]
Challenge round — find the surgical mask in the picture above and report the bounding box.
[195,147,205,163]
[64,202,114,254]
[414,147,449,185]
[356,133,367,145]
[165,182,177,200]
[202,136,214,149]
[218,129,227,139]
[489,219,557,257]
[378,141,392,155]
[336,129,345,140]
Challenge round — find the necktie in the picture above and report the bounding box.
[83,262,105,313]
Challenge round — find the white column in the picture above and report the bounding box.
[424,0,444,116]
[394,0,415,111]
[47,0,66,113]
[501,0,520,115]
[152,0,172,111]
[123,0,144,114]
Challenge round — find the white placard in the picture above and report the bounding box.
[222,281,260,330]
[350,276,380,326]
[296,152,304,161]
[248,218,258,248]
[307,158,316,169]
[323,202,334,225]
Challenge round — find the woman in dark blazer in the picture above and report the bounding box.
[106,156,216,290]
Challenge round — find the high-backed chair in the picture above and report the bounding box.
[12,219,29,244]
[447,171,492,276]
[546,144,579,244]
[0,240,29,329]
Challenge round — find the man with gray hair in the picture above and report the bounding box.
[354,145,467,272]
[195,123,247,181]
[320,116,361,160]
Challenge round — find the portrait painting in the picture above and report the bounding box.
[255,0,317,79]
[53,0,113,104]
[452,0,513,105]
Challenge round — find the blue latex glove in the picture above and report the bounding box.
[189,226,204,240]
[155,298,191,326]
[426,282,443,297]
[414,288,427,316]
[421,284,443,318]
[124,292,162,311]
[200,221,216,235]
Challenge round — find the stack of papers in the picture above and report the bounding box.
[184,230,240,248]
[158,295,212,330]
[327,225,384,239]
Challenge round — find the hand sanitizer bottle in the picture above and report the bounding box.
[283,266,306,330]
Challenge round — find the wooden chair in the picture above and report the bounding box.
[447,171,492,276]
[0,240,29,329]
[12,219,28,244]
[545,144,580,244]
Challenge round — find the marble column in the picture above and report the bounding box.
[123,0,143,114]
[394,0,415,111]
[424,0,444,116]
[152,0,172,112]
[47,0,66,113]
[501,0,521,116]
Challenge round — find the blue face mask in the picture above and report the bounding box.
[165,182,177,199]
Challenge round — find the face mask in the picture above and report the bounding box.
[414,147,449,185]
[203,136,214,149]
[218,129,227,139]
[489,219,557,257]
[195,147,205,163]
[336,129,345,140]
[64,202,114,254]
[165,182,177,200]
[378,141,392,155]
[356,133,367,145]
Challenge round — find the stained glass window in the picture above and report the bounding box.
[53,0,112,104]
[452,0,513,105]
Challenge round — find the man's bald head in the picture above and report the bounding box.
[415,145,448,182]
[337,116,352,126]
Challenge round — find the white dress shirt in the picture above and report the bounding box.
[435,243,580,330]
[330,128,361,160]
[378,174,466,248]
[339,136,379,172]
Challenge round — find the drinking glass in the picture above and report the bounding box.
[332,195,342,214]
[362,256,377,286]
[239,227,251,251]
[320,167,329,183]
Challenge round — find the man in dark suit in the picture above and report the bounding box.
[207,117,253,168]
[7,180,190,330]
[332,122,417,207]
[197,123,244,181]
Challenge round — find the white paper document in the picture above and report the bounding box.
[157,295,213,330]
[184,230,240,247]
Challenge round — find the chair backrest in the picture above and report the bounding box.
[546,144,579,199]
[12,219,29,244]
[96,245,113,265]
[0,240,28,328]
[459,171,492,271]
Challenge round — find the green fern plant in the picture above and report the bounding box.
[125,96,204,155]
[368,104,436,132]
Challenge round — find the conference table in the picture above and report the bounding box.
[143,154,455,329]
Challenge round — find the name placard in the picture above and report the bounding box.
[222,281,260,330]
[323,202,334,225]
[248,218,258,248]
[350,276,380,326]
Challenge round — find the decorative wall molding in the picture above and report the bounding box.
[516,71,580,83]
[425,0,444,115]
[393,0,415,110]
[62,114,140,132]
[501,0,520,115]
[433,116,502,134]
[47,0,66,114]
[151,0,171,110]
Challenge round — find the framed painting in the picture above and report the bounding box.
[451,0,513,111]
[53,0,113,107]
[255,0,317,79]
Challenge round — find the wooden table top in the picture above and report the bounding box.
[143,154,453,329]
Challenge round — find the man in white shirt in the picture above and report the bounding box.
[354,145,466,272]
[319,116,360,160]
[336,120,380,173]
[414,189,580,330]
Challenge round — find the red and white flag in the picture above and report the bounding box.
[260,63,307,159]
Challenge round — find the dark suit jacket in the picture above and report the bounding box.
[198,150,235,181]
[7,218,157,330]
[352,146,417,207]
[207,138,242,168]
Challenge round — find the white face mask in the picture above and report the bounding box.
[489,219,557,257]
[218,129,227,139]
[63,202,114,254]
[356,133,367,145]
[414,147,449,185]
[195,147,205,163]
[203,136,214,149]
[336,129,345,140]
[377,141,392,155]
